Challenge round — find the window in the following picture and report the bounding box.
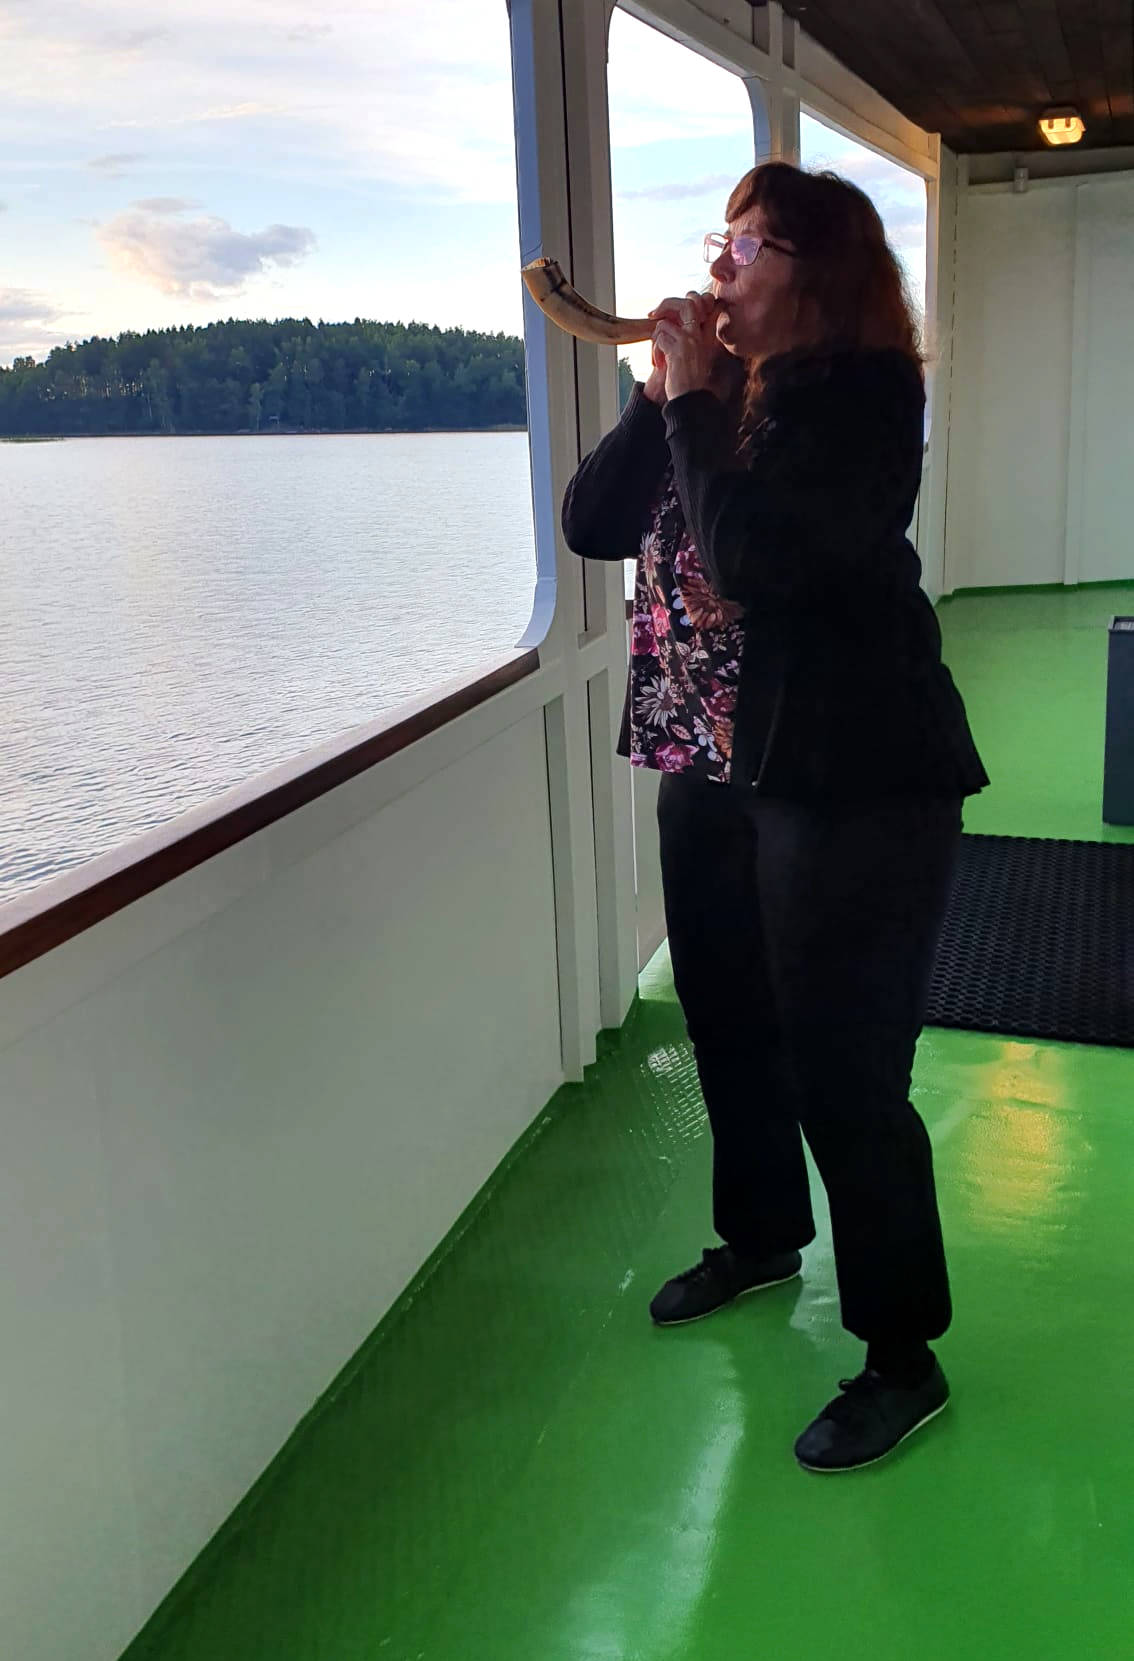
[0,1,536,904]
[608,9,757,388]
[800,112,928,327]
[800,112,930,445]
[607,7,756,593]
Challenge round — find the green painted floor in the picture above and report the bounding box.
[127,587,1134,1661]
[939,583,1134,844]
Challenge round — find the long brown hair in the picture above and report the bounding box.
[720,161,923,452]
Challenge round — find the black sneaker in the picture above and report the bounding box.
[794,1362,950,1472]
[650,1245,802,1326]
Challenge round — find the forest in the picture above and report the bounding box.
[0,317,636,436]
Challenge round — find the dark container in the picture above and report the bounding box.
[1103,617,1134,826]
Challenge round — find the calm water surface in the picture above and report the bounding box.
[1,433,536,903]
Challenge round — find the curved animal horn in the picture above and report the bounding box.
[520,257,655,345]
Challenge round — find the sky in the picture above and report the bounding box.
[0,0,927,371]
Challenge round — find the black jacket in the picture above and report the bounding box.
[561,347,989,803]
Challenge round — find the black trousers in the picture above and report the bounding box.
[656,772,962,1344]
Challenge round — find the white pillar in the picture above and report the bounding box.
[509,0,640,1066]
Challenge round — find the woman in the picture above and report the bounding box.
[561,162,989,1474]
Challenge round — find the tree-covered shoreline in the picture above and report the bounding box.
[0,317,636,437]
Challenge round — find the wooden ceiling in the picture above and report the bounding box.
[773,1,1134,152]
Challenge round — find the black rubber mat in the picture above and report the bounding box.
[925,835,1134,1048]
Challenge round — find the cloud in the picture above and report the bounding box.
[3,0,522,354]
[88,151,147,174]
[131,196,203,214]
[1,325,75,363]
[99,27,171,52]
[0,288,62,323]
[197,101,290,123]
[801,118,926,199]
[95,207,317,299]
[885,209,929,244]
[812,148,925,210]
[618,175,739,203]
[287,23,332,42]
[3,1,521,206]
[106,101,291,130]
[607,11,755,150]
[800,115,926,274]
[0,288,79,364]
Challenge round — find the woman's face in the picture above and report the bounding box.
[708,207,800,360]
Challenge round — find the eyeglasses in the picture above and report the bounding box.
[703,232,796,266]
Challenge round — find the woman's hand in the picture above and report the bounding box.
[642,349,668,407]
[650,291,724,402]
[641,294,688,405]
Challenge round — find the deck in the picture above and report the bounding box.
[125,585,1134,1661]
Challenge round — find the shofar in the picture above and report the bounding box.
[520,257,656,344]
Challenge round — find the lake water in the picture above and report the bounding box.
[1,433,537,905]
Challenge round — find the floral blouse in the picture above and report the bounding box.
[625,467,746,783]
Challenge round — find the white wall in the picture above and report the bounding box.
[946,168,1134,590]
[0,709,564,1661]
[1067,176,1134,584]
[948,178,1076,588]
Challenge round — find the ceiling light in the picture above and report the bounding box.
[1038,108,1085,146]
